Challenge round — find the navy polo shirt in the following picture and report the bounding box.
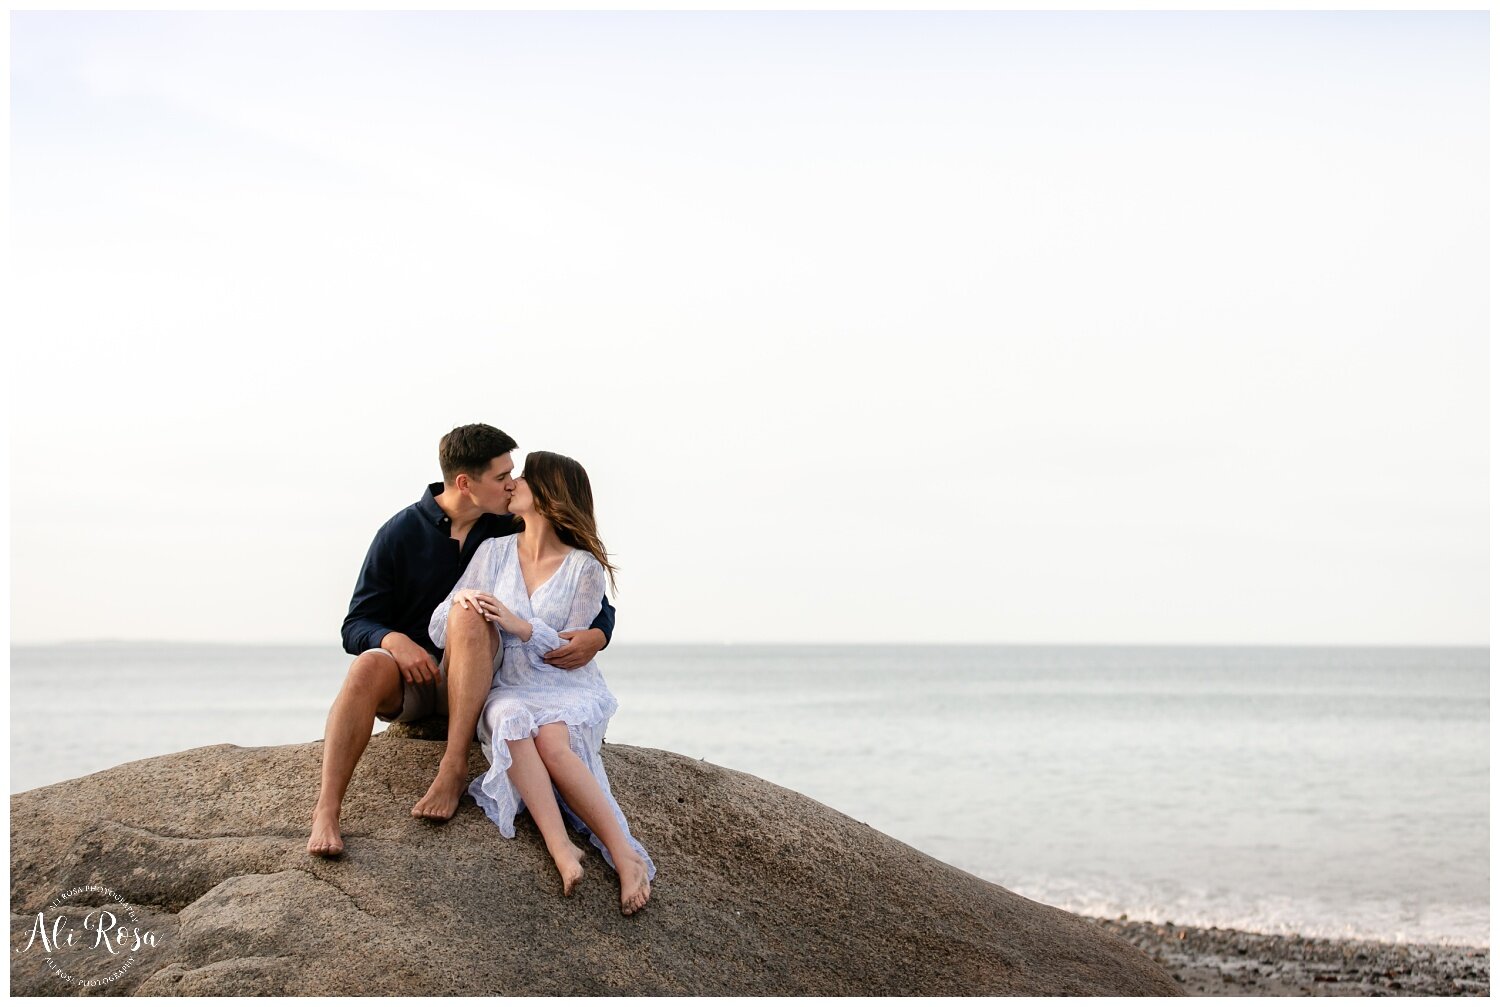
[341,482,616,658]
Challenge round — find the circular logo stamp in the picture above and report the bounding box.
[13,884,160,989]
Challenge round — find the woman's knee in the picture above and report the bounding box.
[534,723,573,765]
[504,735,537,756]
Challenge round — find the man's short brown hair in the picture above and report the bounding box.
[439,424,518,484]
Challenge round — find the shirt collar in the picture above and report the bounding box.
[418,482,450,527]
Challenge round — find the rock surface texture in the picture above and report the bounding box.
[12,734,1183,996]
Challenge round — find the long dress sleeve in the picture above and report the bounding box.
[429,538,500,651]
[522,554,607,660]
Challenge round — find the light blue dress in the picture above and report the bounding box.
[430,535,654,880]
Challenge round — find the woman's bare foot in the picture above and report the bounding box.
[411,769,466,821]
[550,842,586,896]
[306,804,344,857]
[616,852,651,915]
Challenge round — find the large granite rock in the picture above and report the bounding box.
[11,734,1182,995]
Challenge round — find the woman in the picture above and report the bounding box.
[429,451,653,915]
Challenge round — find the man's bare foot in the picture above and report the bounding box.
[307,805,344,857]
[550,843,586,897]
[411,769,466,821]
[616,852,651,915]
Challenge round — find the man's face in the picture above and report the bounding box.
[462,452,516,515]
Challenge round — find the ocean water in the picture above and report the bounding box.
[9,643,1488,947]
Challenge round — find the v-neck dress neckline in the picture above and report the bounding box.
[507,537,574,606]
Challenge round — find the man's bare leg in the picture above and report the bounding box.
[411,604,497,820]
[534,723,651,915]
[308,651,404,856]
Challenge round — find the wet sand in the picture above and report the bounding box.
[1087,916,1489,996]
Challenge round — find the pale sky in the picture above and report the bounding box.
[9,12,1488,645]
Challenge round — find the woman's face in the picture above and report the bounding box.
[509,475,534,516]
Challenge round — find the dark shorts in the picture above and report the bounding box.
[365,647,451,724]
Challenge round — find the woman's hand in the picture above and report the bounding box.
[455,589,531,641]
[453,589,500,620]
[489,598,531,640]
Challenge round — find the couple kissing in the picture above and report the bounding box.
[306,423,652,916]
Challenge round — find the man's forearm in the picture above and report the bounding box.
[343,618,395,657]
[590,595,615,649]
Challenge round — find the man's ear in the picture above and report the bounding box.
[453,472,469,494]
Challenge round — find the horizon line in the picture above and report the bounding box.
[8,638,1491,650]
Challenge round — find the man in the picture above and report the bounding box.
[307,424,615,856]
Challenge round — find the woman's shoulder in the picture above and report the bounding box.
[568,548,604,578]
[467,533,514,572]
[480,532,516,555]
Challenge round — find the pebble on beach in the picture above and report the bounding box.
[1090,916,1489,997]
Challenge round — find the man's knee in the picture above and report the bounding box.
[346,651,400,696]
[447,602,487,628]
[447,603,492,638]
[447,605,498,653]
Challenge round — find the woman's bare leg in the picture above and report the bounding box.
[504,736,585,895]
[534,723,650,915]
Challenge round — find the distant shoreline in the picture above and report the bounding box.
[10,640,1492,650]
[1090,916,1489,996]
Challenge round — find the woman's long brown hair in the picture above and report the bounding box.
[520,450,619,595]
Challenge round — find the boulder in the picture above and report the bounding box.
[10,734,1182,995]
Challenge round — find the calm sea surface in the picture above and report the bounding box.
[9,643,1488,947]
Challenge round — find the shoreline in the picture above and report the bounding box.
[1087,915,1489,996]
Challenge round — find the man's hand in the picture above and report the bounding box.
[544,628,606,670]
[381,632,441,685]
